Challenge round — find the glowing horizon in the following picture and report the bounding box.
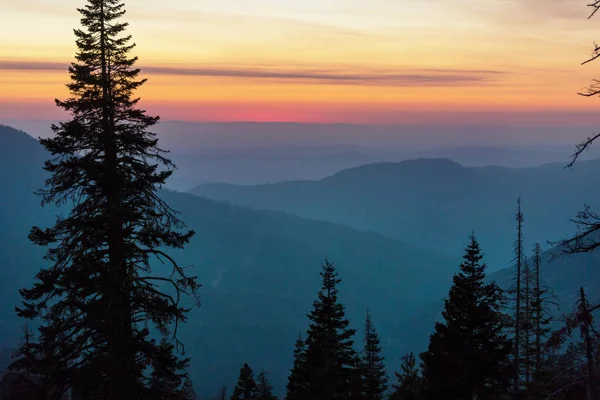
[1,0,600,125]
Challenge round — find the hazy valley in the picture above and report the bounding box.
[2,123,600,397]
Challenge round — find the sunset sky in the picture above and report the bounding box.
[2,0,600,124]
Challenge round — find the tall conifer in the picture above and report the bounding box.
[513,198,525,394]
[256,371,277,400]
[390,353,422,400]
[286,334,307,400]
[287,258,358,400]
[304,258,358,400]
[13,0,200,398]
[362,310,387,400]
[420,234,512,400]
[231,363,257,400]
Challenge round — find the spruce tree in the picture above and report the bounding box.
[292,258,358,400]
[390,353,422,400]
[286,333,308,400]
[148,339,191,400]
[231,363,257,400]
[13,0,200,398]
[256,371,277,400]
[10,325,36,375]
[362,310,387,400]
[181,373,197,400]
[420,234,512,400]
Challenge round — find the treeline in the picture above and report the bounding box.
[218,201,600,400]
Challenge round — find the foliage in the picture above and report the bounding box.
[420,234,513,400]
[10,0,200,398]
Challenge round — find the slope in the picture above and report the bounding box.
[0,125,457,397]
[190,157,600,268]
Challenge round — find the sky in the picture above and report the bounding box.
[1,0,600,125]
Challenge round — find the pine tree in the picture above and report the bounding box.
[231,363,257,400]
[8,325,67,397]
[9,325,36,375]
[181,373,197,400]
[390,353,422,400]
[148,339,191,400]
[348,352,367,400]
[420,234,512,400]
[286,333,307,400]
[13,0,200,398]
[256,371,277,400]
[291,258,359,400]
[362,310,387,400]
[512,198,525,394]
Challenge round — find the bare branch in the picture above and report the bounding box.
[565,133,600,169]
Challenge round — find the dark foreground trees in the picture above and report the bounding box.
[390,353,423,400]
[9,0,200,398]
[287,258,358,400]
[361,310,387,400]
[231,364,257,400]
[420,234,512,400]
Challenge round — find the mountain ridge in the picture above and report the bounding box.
[189,155,600,268]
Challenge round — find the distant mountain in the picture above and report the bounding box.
[167,148,373,191]
[0,125,456,397]
[190,157,600,268]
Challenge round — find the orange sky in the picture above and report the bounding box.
[1,0,600,124]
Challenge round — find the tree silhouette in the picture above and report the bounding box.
[390,353,422,400]
[513,198,525,394]
[361,310,387,400]
[547,287,600,400]
[231,363,257,400]
[420,234,512,400]
[286,334,307,400]
[256,371,277,400]
[553,0,600,255]
[13,0,200,398]
[288,258,358,400]
[181,373,197,400]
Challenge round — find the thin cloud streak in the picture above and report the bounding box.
[0,60,506,87]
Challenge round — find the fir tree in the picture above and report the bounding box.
[148,339,191,400]
[256,371,277,400]
[286,333,307,400]
[390,353,422,400]
[9,325,36,375]
[420,234,512,400]
[362,310,387,400]
[348,352,367,400]
[13,0,200,398]
[181,373,197,400]
[231,363,257,400]
[292,258,358,400]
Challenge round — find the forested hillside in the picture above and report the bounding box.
[190,158,600,267]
